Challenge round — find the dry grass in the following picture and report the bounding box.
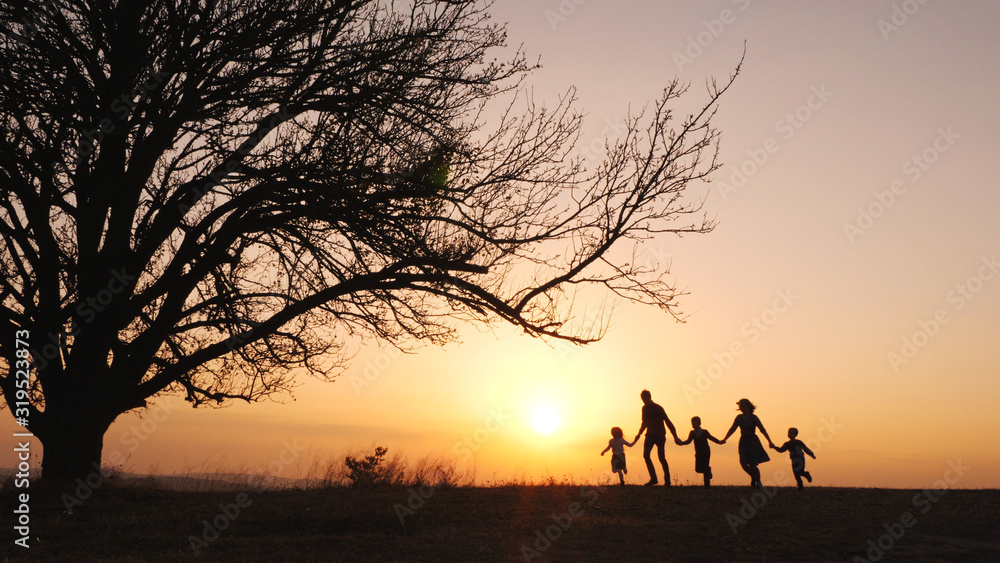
[3,451,997,561]
[2,482,997,562]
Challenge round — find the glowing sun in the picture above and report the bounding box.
[531,405,561,435]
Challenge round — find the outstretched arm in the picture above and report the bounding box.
[756,416,774,447]
[706,431,724,445]
[722,418,739,442]
[773,442,787,452]
[601,444,611,455]
[677,431,693,446]
[664,414,678,440]
[802,443,816,459]
[626,437,640,447]
[636,420,647,442]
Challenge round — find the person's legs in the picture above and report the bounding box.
[741,462,760,487]
[703,472,711,488]
[654,438,670,486]
[793,458,810,486]
[643,436,658,484]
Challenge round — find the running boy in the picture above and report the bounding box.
[772,427,816,489]
[676,416,724,488]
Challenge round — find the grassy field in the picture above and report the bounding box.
[1,483,998,562]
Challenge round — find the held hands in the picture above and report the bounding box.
[674,437,683,446]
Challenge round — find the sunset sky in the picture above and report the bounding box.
[6,1,999,489]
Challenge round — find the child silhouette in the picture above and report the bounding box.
[676,416,724,488]
[601,426,638,485]
[772,427,816,489]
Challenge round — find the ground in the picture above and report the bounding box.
[1,484,998,561]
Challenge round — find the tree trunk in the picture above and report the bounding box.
[38,409,114,485]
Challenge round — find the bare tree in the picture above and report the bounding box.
[0,0,738,482]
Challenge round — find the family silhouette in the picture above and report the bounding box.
[603,394,817,488]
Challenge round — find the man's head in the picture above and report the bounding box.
[640,389,652,404]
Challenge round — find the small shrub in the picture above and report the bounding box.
[345,446,388,487]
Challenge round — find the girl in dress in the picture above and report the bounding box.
[721,398,775,488]
[601,426,638,485]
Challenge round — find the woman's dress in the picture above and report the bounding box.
[735,414,770,466]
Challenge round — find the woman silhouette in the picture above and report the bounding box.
[721,398,774,488]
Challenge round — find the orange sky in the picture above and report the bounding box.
[5,1,1000,489]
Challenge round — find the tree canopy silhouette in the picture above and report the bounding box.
[0,0,738,482]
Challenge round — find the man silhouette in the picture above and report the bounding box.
[634,389,679,486]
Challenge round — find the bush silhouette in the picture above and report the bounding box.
[345,446,389,486]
